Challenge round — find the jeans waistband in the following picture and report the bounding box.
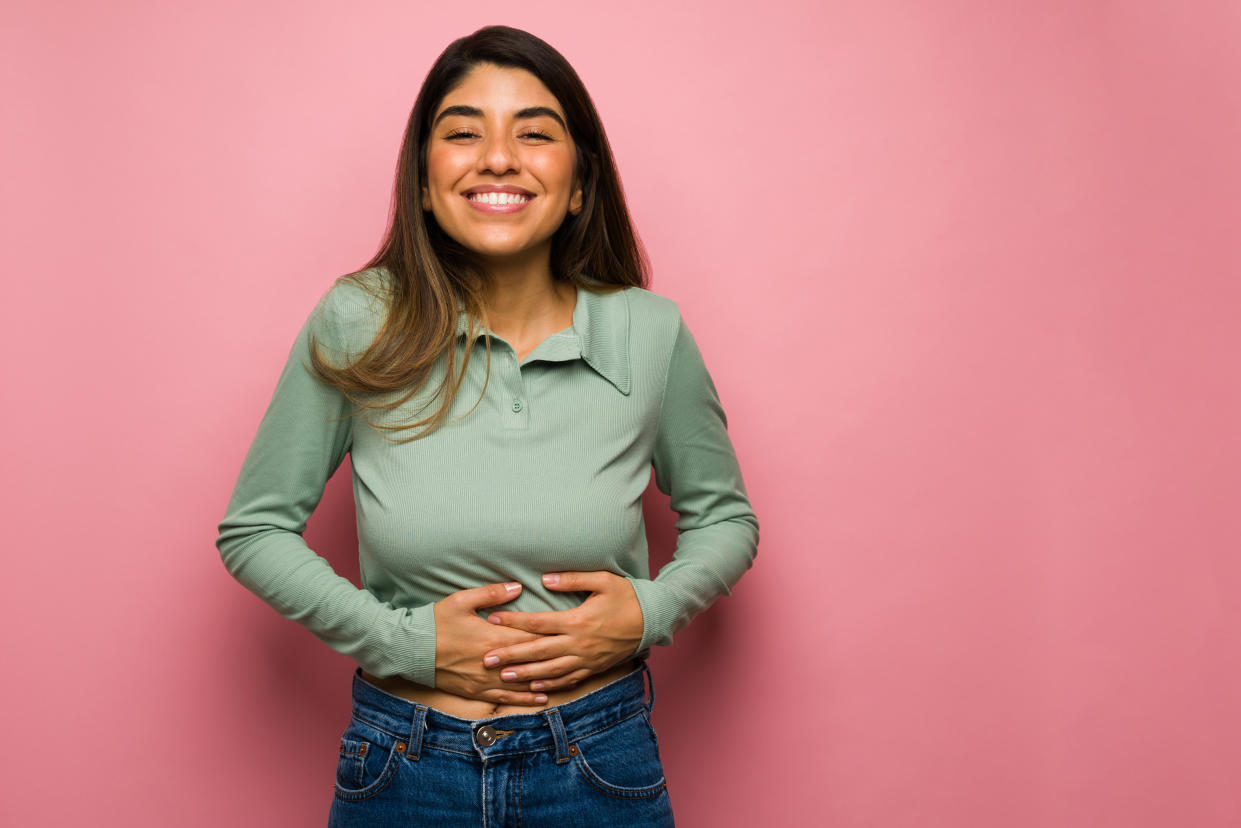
[347,659,653,761]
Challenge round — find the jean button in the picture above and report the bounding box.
[476,725,498,746]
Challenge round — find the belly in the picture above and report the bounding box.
[360,659,640,719]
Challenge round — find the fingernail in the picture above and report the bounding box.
[535,695,548,704]
[487,615,501,624]
[484,655,499,666]
[542,573,559,586]
[505,582,521,593]
[531,681,545,691]
[501,670,517,681]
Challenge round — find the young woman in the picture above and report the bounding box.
[216,24,758,826]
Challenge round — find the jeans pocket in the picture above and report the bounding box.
[333,716,404,801]
[571,710,667,799]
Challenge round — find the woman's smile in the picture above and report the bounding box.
[462,185,537,214]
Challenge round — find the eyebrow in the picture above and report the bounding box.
[432,105,567,132]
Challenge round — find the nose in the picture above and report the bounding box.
[478,130,519,175]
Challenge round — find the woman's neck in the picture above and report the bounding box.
[475,247,573,341]
[481,277,575,345]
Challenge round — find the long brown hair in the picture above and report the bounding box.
[308,25,651,442]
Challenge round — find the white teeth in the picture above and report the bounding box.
[468,192,530,205]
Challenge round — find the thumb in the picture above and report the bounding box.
[541,571,618,593]
[453,581,523,611]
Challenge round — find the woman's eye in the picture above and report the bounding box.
[443,130,553,141]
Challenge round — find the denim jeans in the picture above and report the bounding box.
[327,659,675,827]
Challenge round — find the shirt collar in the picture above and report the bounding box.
[454,279,632,396]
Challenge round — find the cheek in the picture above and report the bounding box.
[426,151,468,193]
[534,157,577,199]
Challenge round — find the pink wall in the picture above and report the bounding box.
[4,1,1239,825]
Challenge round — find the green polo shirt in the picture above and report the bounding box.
[216,268,759,688]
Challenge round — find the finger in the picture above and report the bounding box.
[480,623,551,646]
[486,609,578,635]
[495,655,580,683]
[451,581,522,611]
[479,688,550,706]
[483,634,572,668]
[541,571,621,593]
[528,667,594,693]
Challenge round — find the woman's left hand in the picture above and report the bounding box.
[481,570,644,693]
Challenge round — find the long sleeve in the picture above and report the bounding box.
[214,280,439,687]
[627,314,760,652]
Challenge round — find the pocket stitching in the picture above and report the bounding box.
[333,737,401,801]
[337,738,369,790]
[572,750,667,799]
[570,715,667,800]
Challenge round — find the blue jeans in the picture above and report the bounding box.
[327,659,675,827]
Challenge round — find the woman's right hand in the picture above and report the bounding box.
[432,581,551,705]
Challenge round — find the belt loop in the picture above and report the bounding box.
[406,705,427,761]
[543,708,572,763]
[642,660,655,713]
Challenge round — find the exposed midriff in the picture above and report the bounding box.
[359,659,641,719]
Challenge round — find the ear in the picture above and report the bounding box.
[568,182,584,216]
[421,183,431,211]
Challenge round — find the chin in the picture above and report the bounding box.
[467,235,553,259]
[465,242,530,259]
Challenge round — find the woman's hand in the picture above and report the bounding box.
[481,571,645,693]
[432,581,553,706]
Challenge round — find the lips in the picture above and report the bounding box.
[461,185,536,196]
[466,191,532,206]
[463,191,533,214]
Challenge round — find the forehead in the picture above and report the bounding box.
[435,63,564,118]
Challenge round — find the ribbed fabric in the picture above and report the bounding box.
[215,268,759,689]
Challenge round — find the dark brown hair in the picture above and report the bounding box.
[308,24,650,442]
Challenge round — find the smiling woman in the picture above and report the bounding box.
[215,24,758,826]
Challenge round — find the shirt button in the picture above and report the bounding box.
[511,400,523,413]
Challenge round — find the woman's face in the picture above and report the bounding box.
[422,62,583,270]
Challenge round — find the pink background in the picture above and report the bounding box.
[3,1,1239,825]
